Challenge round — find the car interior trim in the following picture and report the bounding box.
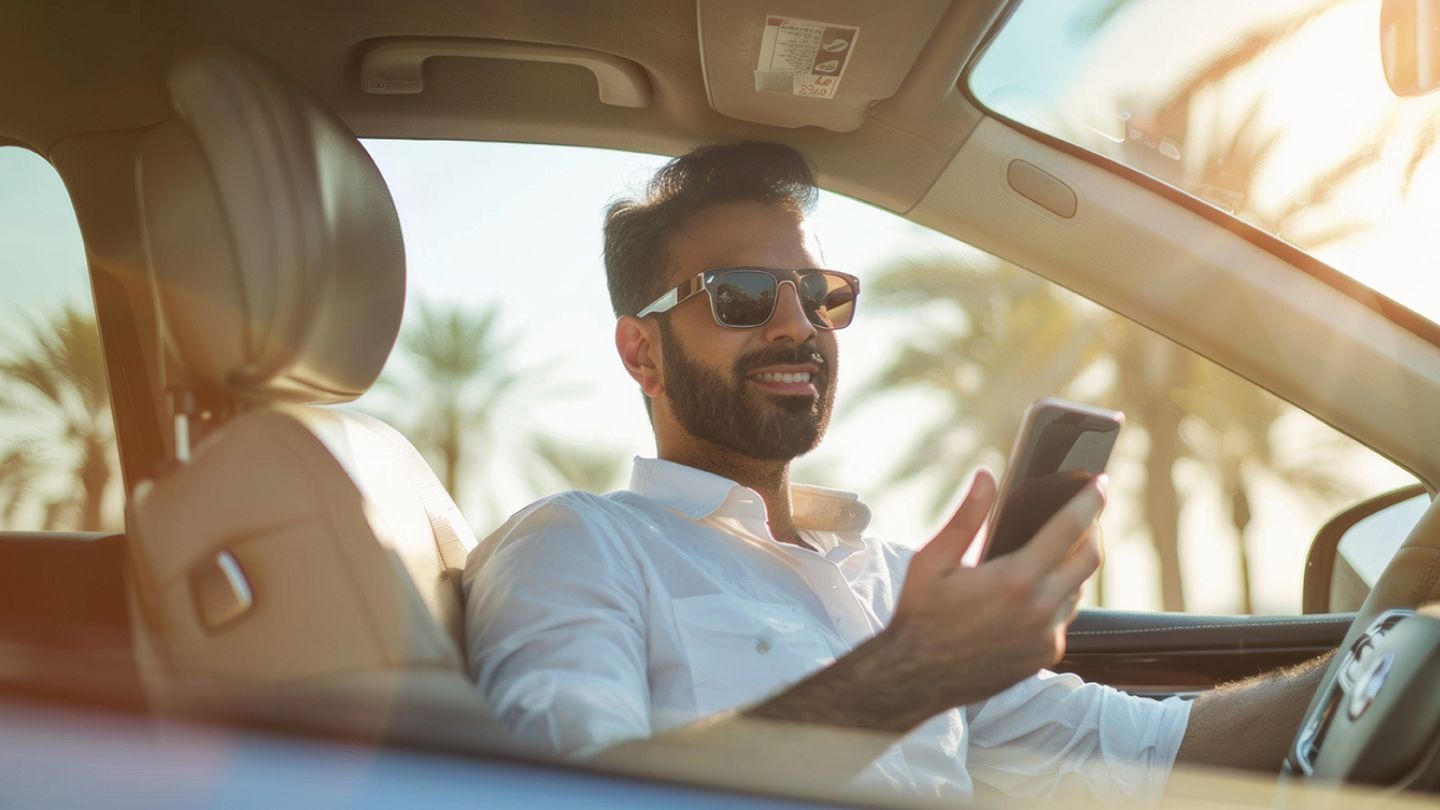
[359,37,654,108]
[1304,484,1431,614]
[1067,610,1356,652]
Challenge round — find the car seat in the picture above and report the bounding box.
[125,44,482,704]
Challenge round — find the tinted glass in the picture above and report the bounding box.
[811,272,856,329]
[712,270,777,326]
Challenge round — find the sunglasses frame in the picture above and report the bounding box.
[634,266,861,330]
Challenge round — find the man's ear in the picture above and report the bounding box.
[615,315,663,397]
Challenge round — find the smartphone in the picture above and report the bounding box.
[983,398,1123,560]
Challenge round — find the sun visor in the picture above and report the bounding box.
[696,0,952,132]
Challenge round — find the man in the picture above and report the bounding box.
[463,142,1325,801]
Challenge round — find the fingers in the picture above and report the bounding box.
[1054,590,1083,626]
[914,470,997,574]
[1009,474,1108,579]
[1029,524,1104,623]
[1052,522,1105,594]
[1048,559,1088,619]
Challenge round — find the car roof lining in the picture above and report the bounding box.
[3,0,1010,215]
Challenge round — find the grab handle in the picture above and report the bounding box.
[359,37,652,108]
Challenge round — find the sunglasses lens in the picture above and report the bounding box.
[800,272,856,329]
[712,271,778,327]
[708,269,857,329]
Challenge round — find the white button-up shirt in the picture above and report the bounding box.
[464,458,1190,801]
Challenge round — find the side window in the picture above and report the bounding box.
[0,147,121,532]
[358,140,1415,615]
[823,253,1417,615]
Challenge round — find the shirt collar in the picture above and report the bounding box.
[627,457,871,548]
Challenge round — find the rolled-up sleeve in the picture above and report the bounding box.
[463,495,651,757]
[965,670,1192,801]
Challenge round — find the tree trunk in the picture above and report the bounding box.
[1142,412,1186,612]
[1117,335,1187,613]
[442,443,461,497]
[79,436,109,531]
[1232,485,1255,614]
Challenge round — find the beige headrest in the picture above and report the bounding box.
[137,44,405,405]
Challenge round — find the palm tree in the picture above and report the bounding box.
[385,302,517,492]
[855,249,1367,612]
[1173,362,1356,613]
[376,300,627,528]
[1075,1,1387,609]
[0,306,117,531]
[1106,45,1394,611]
[377,301,528,526]
[528,434,627,495]
[854,257,1110,518]
[0,443,42,526]
[852,257,1118,606]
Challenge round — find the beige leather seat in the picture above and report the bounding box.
[125,44,480,702]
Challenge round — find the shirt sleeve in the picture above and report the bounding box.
[463,494,652,758]
[964,670,1192,801]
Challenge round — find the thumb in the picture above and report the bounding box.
[915,470,996,575]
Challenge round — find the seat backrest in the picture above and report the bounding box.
[127,44,478,694]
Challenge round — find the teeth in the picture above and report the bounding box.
[755,372,812,383]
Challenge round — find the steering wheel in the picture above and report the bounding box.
[1285,489,1440,789]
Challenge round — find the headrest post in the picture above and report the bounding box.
[169,389,196,464]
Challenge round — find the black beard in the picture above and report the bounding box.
[659,319,835,462]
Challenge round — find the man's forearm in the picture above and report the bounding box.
[594,628,943,787]
[1177,652,1332,771]
[744,624,943,733]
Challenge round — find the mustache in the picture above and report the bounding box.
[735,342,827,377]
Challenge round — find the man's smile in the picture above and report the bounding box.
[745,363,821,396]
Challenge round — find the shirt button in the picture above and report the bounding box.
[756,640,772,654]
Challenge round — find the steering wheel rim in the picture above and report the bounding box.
[1286,488,1440,787]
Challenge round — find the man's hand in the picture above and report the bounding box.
[744,469,1107,737]
[878,469,1106,719]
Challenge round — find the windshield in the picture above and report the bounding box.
[969,0,1440,327]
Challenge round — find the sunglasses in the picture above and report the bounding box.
[635,267,861,330]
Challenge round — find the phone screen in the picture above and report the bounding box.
[985,400,1122,559]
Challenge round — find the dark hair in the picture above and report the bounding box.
[603,142,819,318]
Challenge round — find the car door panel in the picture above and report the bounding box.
[0,532,142,710]
[1058,608,1351,696]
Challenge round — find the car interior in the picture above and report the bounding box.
[5,0,1440,804]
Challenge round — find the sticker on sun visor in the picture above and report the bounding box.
[754,15,859,99]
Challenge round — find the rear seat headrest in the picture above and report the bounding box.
[137,44,405,405]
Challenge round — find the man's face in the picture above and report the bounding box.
[653,201,839,462]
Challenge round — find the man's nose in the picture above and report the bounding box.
[762,280,818,343]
